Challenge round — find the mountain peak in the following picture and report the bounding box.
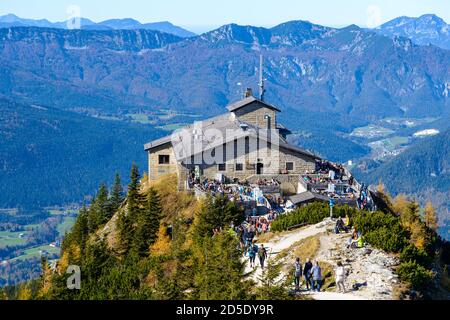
[0,13,20,22]
[418,13,446,24]
[375,14,450,50]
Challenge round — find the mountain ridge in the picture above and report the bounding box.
[374,14,450,50]
[0,14,197,38]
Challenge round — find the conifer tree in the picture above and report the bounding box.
[67,204,89,253]
[133,188,162,257]
[193,195,244,245]
[109,173,124,218]
[117,164,142,254]
[256,258,291,300]
[424,202,438,231]
[117,209,134,255]
[17,283,32,300]
[127,163,142,222]
[87,183,109,231]
[193,233,250,300]
[401,200,420,229]
[37,257,52,299]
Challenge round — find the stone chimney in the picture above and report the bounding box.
[245,88,253,98]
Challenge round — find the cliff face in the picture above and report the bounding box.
[0,23,448,118]
[0,27,183,51]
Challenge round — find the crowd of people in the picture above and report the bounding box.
[292,258,348,294]
[255,178,280,186]
[357,183,373,211]
[316,160,346,180]
[211,212,361,295]
[196,159,374,295]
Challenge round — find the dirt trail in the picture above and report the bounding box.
[244,219,332,282]
[244,218,400,300]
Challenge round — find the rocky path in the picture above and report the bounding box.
[245,218,401,300]
[244,219,331,282]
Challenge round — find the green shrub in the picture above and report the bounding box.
[353,211,408,253]
[332,205,358,219]
[363,225,408,253]
[397,261,434,290]
[400,244,432,267]
[271,202,330,232]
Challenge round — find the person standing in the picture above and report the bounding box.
[303,258,313,290]
[248,242,258,268]
[293,258,303,291]
[335,262,346,293]
[311,261,322,292]
[258,244,268,269]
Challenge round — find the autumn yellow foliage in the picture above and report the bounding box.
[424,202,438,231]
[150,224,172,256]
[17,284,32,300]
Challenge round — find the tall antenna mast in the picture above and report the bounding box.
[258,54,266,101]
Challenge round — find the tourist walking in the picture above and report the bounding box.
[335,262,346,293]
[303,258,313,290]
[293,258,303,291]
[258,244,268,269]
[311,261,322,292]
[248,242,258,268]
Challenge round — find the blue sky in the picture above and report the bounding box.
[1,0,449,33]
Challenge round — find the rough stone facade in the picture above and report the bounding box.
[148,144,178,182]
[145,98,318,191]
[232,101,277,130]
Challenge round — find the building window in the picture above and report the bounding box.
[286,162,294,171]
[235,163,243,171]
[159,155,170,164]
[218,164,226,171]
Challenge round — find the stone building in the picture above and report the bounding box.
[144,94,320,193]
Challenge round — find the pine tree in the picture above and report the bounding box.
[127,163,142,222]
[117,164,143,254]
[117,209,134,255]
[193,233,250,300]
[109,173,124,219]
[393,194,409,216]
[37,257,52,299]
[402,200,420,229]
[133,188,162,257]
[65,204,89,254]
[424,202,438,231]
[88,183,109,230]
[17,283,32,300]
[193,195,244,245]
[256,258,291,300]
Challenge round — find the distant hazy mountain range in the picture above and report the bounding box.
[0,14,449,210]
[0,14,197,38]
[0,20,448,119]
[374,14,450,50]
[1,13,449,49]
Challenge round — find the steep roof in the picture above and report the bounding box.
[226,96,281,113]
[144,97,318,160]
[144,116,319,161]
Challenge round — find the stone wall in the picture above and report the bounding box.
[279,146,316,174]
[148,144,178,182]
[232,101,277,129]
